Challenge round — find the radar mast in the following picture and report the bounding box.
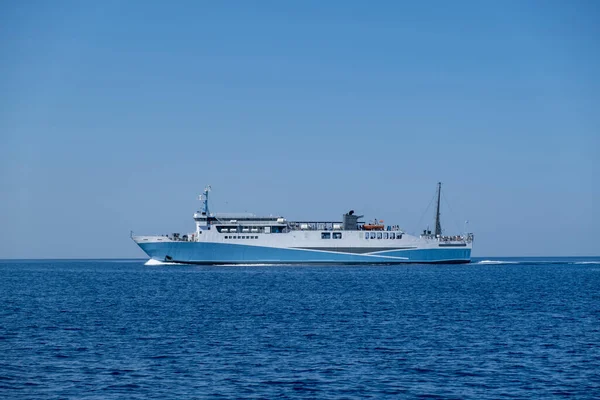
[434,182,442,237]
[199,185,211,216]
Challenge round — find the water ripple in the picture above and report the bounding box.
[0,259,599,398]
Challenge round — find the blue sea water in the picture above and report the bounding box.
[1,258,599,399]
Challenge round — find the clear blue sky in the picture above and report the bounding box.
[1,1,598,258]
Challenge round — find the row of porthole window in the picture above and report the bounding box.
[366,232,402,239]
[225,236,258,239]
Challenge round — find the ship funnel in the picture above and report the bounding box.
[343,211,363,230]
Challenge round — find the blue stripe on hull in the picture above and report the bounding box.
[137,242,471,264]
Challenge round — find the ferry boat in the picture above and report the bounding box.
[132,183,474,265]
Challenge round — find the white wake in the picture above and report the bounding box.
[475,260,519,265]
[144,259,179,266]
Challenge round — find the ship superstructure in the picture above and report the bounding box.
[132,183,473,264]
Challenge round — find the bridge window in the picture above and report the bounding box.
[333,232,342,239]
[321,232,331,239]
[397,234,402,239]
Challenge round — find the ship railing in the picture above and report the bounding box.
[284,223,404,232]
[420,234,474,243]
[286,221,343,231]
[138,233,196,242]
[215,221,287,226]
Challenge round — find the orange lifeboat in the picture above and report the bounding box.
[363,224,385,231]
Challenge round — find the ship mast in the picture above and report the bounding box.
[199,185,212,228]
[434,182,442,237]
[203,186,211,215]
[199,185,211,216]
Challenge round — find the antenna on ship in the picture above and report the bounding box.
[434,182,442,237]
[199,185,211,216]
